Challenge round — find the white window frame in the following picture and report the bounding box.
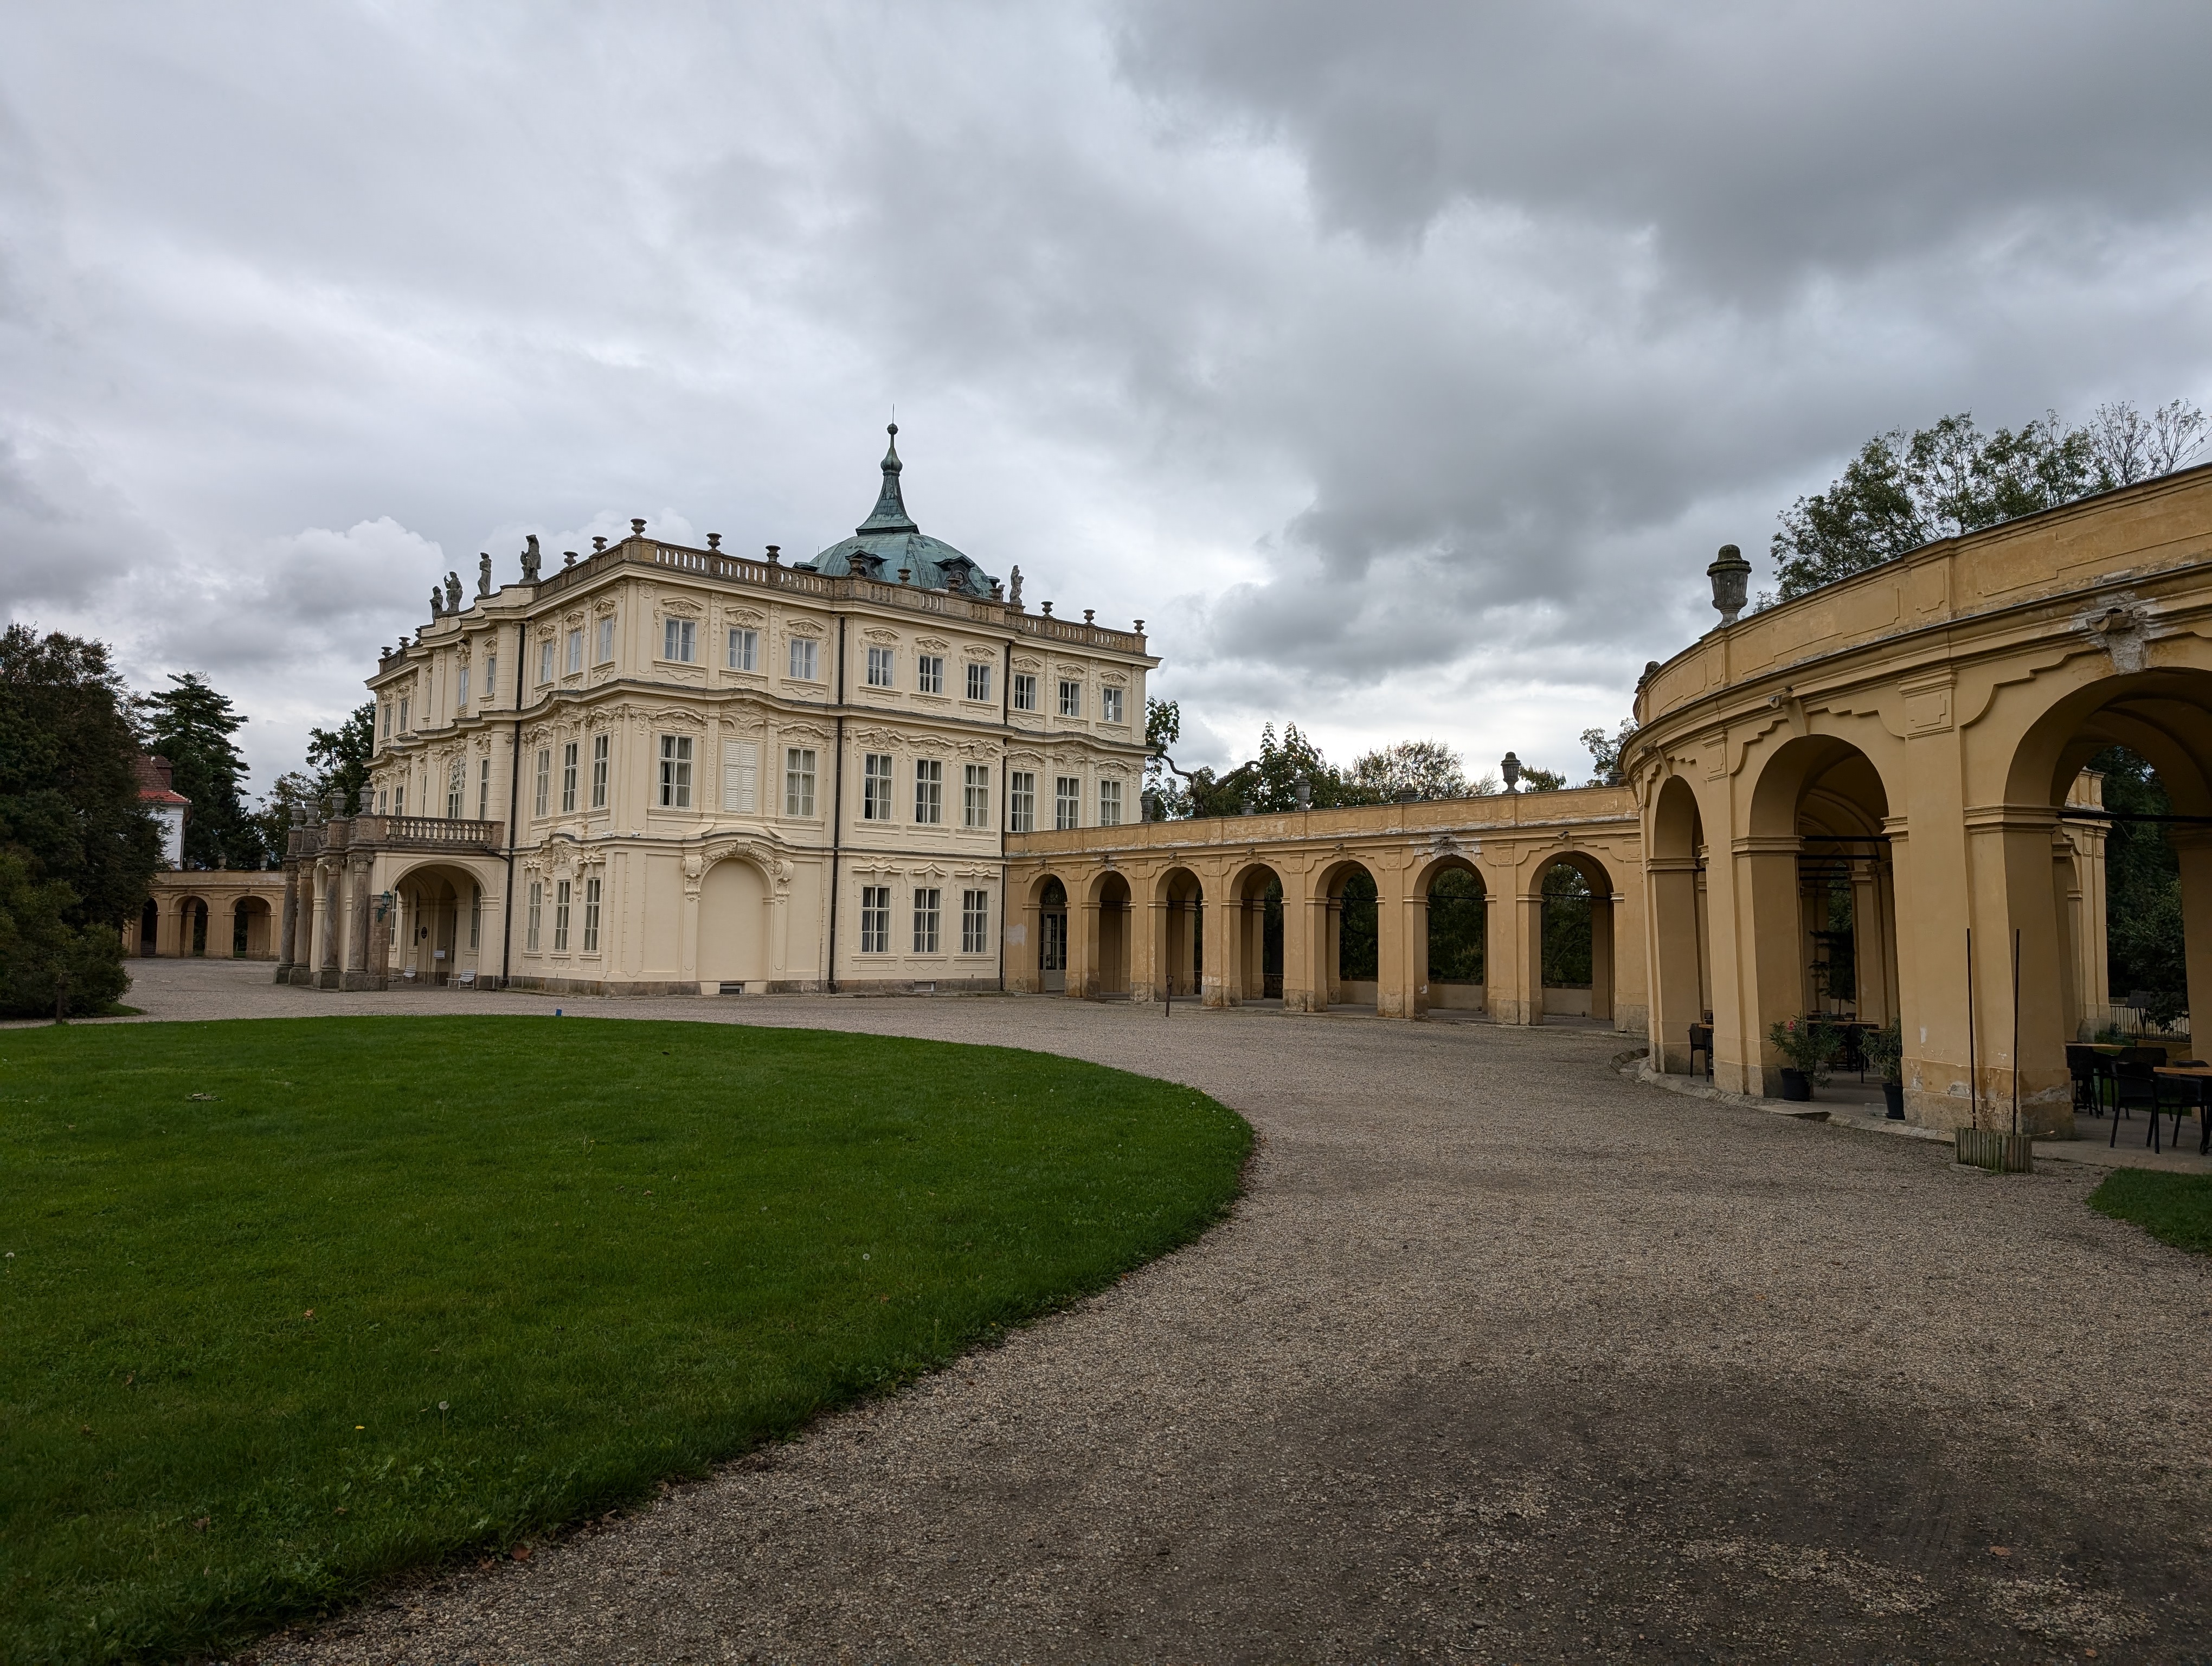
[965,662,992,702]
[596,615,615,664]
[456,664,470,711]
[533,748,550,818]
[912,887,941,954]
[916,654,944,695]
[914,758,943,825]
[866,644,895,688]
[788,637,819,681]
[961,889,989,955]
[590,733,609,809]
[1055,775,1081,830]
[1009,770,1036,834]
[727,627,758,671]
[554,878,571,952]
[1058,678,1082,718]
[561,741,578,813]
[582,875,601,953]
[477,757,491,820]
[566,629,583,675]
[485,654,496,702]
[859,885,891,954]
[663,618,697,663]
[785,747,818,817]
[469,885,480,949]
[1012,672,1037,712]
[1099,779,1122,826]
[393,783,404,817]
[1102,686,1124,724]
[962,764,989,829]
[538,640,555,685]
[381,701,392,739]
[526,880,542,952]
[863,753,894,822]
[658,734,693,808]
[446,760,464,820]
[398,696,410,732]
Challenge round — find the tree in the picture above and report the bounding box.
[2093,746,2188,1025]
[0,625,158,1016]
[308,702,375,815]
[139,673,267,870]
[1581,720,1638,787]
[1515,764,1567,792]
[1771,399,2207,601]
[1351,739,1480,801]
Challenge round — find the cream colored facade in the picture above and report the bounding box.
[275,439,1153,994]
[266,433,2212,1154]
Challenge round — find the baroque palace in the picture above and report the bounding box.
[220,437,2212,1139]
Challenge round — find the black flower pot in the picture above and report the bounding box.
[1883,1081,1905,1119]
[1779,1068,1812,1101]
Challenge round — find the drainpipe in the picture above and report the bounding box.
[825,615,848,992]
[500,617,524,990]
[998,633,1012,991]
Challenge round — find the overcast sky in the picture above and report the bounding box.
[5,2,2210,793]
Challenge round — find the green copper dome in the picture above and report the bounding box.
[796,426,1000,598]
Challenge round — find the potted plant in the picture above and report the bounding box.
[1865,1018,1905,1118]
[1767,1016,1839,1100]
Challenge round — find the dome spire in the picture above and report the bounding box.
[857,421,918,535]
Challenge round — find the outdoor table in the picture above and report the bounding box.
[2151,1066,2212,1155]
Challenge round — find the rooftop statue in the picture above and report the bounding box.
[521,534,542,582]
[478,552,493,597]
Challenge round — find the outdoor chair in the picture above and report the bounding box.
[1687,1023,1713,1080]
[1834,1023,1869,1081]
[2065,1046,2103,1115]
[2126,1044,2169,1068]
[2109,1059,2158,1148]
[2148,1070,2205,1155]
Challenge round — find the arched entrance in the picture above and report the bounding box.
[698,856,768,992]
[1422,859,1486,1015]
[1316,860,1382,1013]
[1649,775,1712,1072]
[1086,870,1133,996]
[1535,856,1616,1022]
[1742,736,1899,1094]
[1037,875,1069,993]
[176,895,210,957]
[1153,866,1204,1002]
[1226,863,1287,1005]
[233,896,273,958]
[395,864,483,985]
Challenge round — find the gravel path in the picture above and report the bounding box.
[101,963,2212,1662]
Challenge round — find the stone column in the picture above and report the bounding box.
[1138,894,1168,1004]
[1591,889,1617,1027]
[274,866,299,983]
[1962,806,2073,1136]
[1379,864,1419,1020]
[1070,889,1100,999]
[344,856,373,989]
[2171,828,2212,1066]
[1728,834,1804,1097]
[1647,855,1703,1071]
[1278,866,1317,1015]
[317,862,343,988]
[1200,877,1236,1008]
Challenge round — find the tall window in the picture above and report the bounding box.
[912,887,941,954]
[1009,770,1036,833]
[961,889,989,954]
[1099,779,1123,826]
[914,758,943,824]
[1055,776,1081,830]
[1058,679,1082,718]
[785,747,817,816]
[485,653,496,701]
[966,662,992,702]
[526,881,542,952]
[963,764,989,829]
[866,645,895,688]
[859,885,891,954]
[554,879,571,952]
[393,783,404,817]
[596,616,615,663]
[456,665,470,710]
[561,741,578,813]
[582,875,601,953]
[728,627,758,671]
[477,758,491,820]
[1012,672,1037,712]
[566,628,583,674]
[1102,686,1124,723]
[863,753,894,822]
[916,654,944,695]
[788,637,819,681]
[538,640,554,684]
[663,618,697,662]
[446,760,464,819]
[533,748,550,818]
[377,786,388,814]
[590,733,609,809]
[659,735,693,808]
[381,701,392,739]
[469,886,480,949]
[398,696,410,732]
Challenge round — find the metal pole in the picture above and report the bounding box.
[2012,927,2022,1137]
[1966,927,1978,1131]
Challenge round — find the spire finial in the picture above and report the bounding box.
[858,423,917,534]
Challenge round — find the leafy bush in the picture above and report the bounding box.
[0,848,130,1017]
[1767,1016,1843,1085]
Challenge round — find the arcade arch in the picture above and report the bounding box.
[1226,862,1288,1005]
[392,862,485,985]
[1152,866,1204,1002]
[1315,859,1383,1013]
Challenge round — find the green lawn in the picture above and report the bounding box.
[2089,1167,2212,1254]
[0,1016,1248,1665]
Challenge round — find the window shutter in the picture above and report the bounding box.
[723,740,758,813]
